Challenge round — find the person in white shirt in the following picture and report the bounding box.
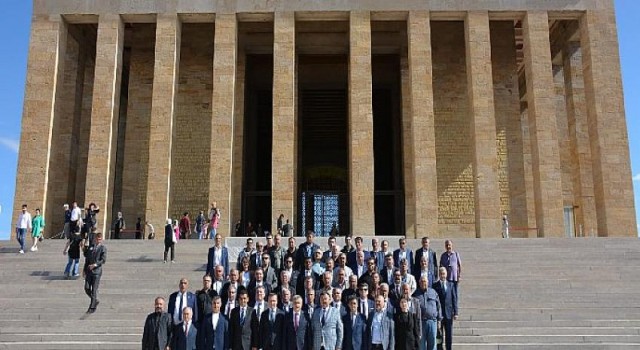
[203,296,229,350]
[15,204,32,254]
[70,202,82,235]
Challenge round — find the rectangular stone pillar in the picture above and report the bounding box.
[580,9,637,236]
[272,12,297,235]
[12,15,67,235]
[349,11,375,236]
[406,11,438,238]
[465,11,502,238]
[84,14,124,236]
[522,11,565,237]
[209,14,237,237]
[562,43,597,237]
[145,14,181,236]
[231,51,246,233]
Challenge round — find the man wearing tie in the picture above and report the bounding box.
[366,295,395,350]
[434,267,458,350]
[229,289,254,350]
[296,230,320,269]
[413,237,437,278]
[342,296,366,350]
[250,286,267,349]
[258,293,285,350]
[357,283,374,320]
[211,265,226,296]
[278,288,293,313]
[203,296,229,350]
[172,307,197,350]
[284,295,312,350]
[312,292,344,350]
[223,285,238,317]
[168,278,199,325]
[380,255,397,286]
[248,268,272,305]
[331,288,348,317]
[141,297,173,350]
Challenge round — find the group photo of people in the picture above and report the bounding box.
[144,231,461,350]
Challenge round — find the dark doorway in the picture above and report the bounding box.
[242,55,273,236]
[298,56,349,236]
[373,55,405,235]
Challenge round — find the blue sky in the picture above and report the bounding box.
[0,1,639,239]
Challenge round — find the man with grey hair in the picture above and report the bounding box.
[414,275,441,350]
[312,291,344,350]
[142,296,173,350]
[284,295,312,350]
[172,307,197,350]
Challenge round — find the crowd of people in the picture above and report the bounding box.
[144,231,462,350]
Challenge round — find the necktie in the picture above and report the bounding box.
[352,314,356,327]
[185,322,189,337]
[178,294,184,321]
[295,312,300,330]
[257,304,262,321]
[321,309,326,326]
[240,308,246,325]
[270,310,275,322]
[444,282,447,293]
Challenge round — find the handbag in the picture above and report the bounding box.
[436,328,444,350]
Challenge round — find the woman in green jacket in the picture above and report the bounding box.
[30,208,45,251]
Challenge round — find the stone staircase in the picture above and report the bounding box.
[0,237,639,349]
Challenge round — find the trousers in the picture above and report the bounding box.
[84,273,102,309]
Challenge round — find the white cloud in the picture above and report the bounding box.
[0,137,19,154]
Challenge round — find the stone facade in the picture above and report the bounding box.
[13,0,636,238]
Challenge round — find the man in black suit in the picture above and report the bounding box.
[259,293,286,350]
[274,270,296,297]
[296,257,319,295]
[380,254,397,286]
[283,295,312,350]
[342,274,359,304]
[83,232,106,313]
[169,278,199,325]
[434,267,458,350]
[296,230,320,269]
[357,283,374,320]
[196,275,216,322]
[414,236,438,277]
[172,307,197,350]
[331,287,348,317]
[142,296,173,350]
[248,268,272,305]
[229,289,254,350]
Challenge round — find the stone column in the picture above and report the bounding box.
[12,15,67,235]
[580,9,637,236]
[272,12,297,234]
[145,14,181,237]
[465,11,502,238]
[562,43,597,237]
[349,11,375,236]
[406,11,438,238]
[84,14,124,236]
[231,51,246,232]
[209,14,237,237]
[521,11,565,237]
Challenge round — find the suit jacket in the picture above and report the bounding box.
[372,251,387,272]
[392,249,413,269]
[259,308,286,350]
[278,301,294,314]
[263,266,279,289]
[379,267,398,286]
[393,312,419,350]
[171,321,197,350]
[296,270,319,296]
[83,242,107,275]
[365,312,395,350]
[347,250,371,268]
[413,248,437,277]
[206,246,230,277]
[202,314,229,350]
[284,310,312,350]
[168,291,199,325]
[250,301,267,348]
[220,281,243,306]
[342,313,367,350]
[312,307,344,350]
[331,302,348,317]
[196,288,217,320]
[229,306,253,350]
[269,245,286,271]
[434,280,458,320]
[248,281,272,305]
[296,242,320,269]
[357,298,375,319]
[142,311,173,350]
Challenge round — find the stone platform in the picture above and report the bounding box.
[0,237,639,349]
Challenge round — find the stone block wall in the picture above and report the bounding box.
[432,21,474,237]
[168,23,213,222]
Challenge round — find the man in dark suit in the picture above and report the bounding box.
[283,295,312,350]
[434,267,458,350]
[207,233,230,277]
[296,230,320,269]
[83,232,107,313]
[296,258,319,295]
[168,278,199,325]
[251,286,268,348]
[414,237,437,277]
[393,238,413,269]
[357,283,375,320]
[142,296,173,350]
[331,287,348,317]
[248,268,272,305]
[342,275,359,304]
[379,255,397,286]
[274,270,296,297]
[259,293,286,350]
[202,296,229,350]
[196,275,216,325]
[171,307,197,350]
[262,253,279,288]
[302,289,317,317]
[365,295,395,350]
[221,269,243,306]
[347,237,371,267]
[323,236,338,262]
[342,296,367,350]
[229,289,254,350]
